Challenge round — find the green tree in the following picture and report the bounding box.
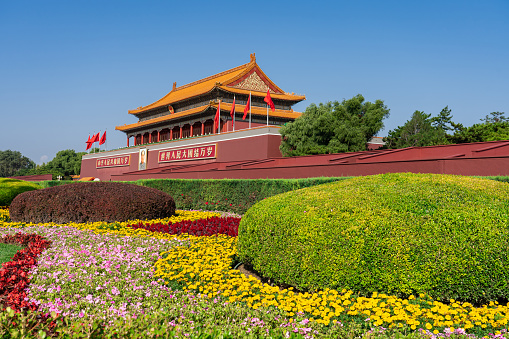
[450,112,509,144]
[384,107,458,149]
[16,149,86,179]
[0,150,36,177]
[279,94,390,156]
[481,111,508,124]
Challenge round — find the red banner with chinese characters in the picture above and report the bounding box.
[158,144,217,163]
[96,155,131,168]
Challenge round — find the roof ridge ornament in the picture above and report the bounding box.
[250,53,256,63]
[172,82,177,91]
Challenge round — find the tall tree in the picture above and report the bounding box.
[279,94,390,157]
[384,107,459,149]
[0,150,36,177]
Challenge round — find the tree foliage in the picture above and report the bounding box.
[385,108,509,149]
[449,120,509,144]
[0,150,36,177]
[384,110,451,149]
[16,149,86,179]
[279,94,390,157]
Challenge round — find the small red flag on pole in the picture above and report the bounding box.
[92,132,100,143]
[243,93,251,120]
[86,135,92,150]
[230,95,235,131]
[99,131,107,145]
[214,100,221,134]
[264,89,275,111]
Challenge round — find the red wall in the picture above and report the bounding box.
[82,136,509,181]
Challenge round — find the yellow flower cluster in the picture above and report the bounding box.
[154,235,509,335]
[0,208,9,221]
[0,209,220,239]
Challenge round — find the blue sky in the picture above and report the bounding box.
[1,0,508,164]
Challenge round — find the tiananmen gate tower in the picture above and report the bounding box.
[116,53,305,147]
[80,54,509,180]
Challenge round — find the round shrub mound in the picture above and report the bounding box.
[237,173,509,304]
[9,182,176,223]
[0,178,40,206]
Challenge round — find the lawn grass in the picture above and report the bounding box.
[0,242,23,265]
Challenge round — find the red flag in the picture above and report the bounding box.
[243,94,251,120]
[86,135,92,150]
[99,131,106,145]
[264,89,275,112]
[230,96,235,120]
[214,100,220,131]
[92,133,100,143]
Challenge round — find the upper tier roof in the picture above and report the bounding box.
[116,101,302,132]
[128,53,306,115]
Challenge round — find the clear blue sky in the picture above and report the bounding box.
[1,0,508,165]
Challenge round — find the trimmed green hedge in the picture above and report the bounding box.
[0,178,41,206]
[136,178,349,214]
[237,173,509,304]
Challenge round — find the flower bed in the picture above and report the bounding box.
[1,207,509,338]
[0,232,51,312]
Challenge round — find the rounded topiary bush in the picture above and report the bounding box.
[237,173,509,304]
[9,182,176,223]
[0,178,40,206]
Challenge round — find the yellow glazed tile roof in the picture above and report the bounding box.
[117,104,211,131]
[128,54,305,115]
[115,102,301,132]
[217,86,306,102]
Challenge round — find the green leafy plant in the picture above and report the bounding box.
[237,173,509,304]
[0,178,40,206]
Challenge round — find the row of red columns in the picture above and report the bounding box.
[128,121,210,147]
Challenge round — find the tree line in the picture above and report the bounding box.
[279,94,507,156]
[0,149,91,179]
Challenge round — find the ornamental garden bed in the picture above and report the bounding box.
[1,173,509,338]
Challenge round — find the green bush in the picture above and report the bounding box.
[137,177,349,214]
[0,178,40,206]
[9,182,176,223]
[237,173,509,304]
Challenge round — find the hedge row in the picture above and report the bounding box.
[33,176,509,214]
[135,178,349,214]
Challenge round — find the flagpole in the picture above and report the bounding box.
[218,100,221,134]
[249,92,252,129]
[233,95,235,132]
[267,105,269,126]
